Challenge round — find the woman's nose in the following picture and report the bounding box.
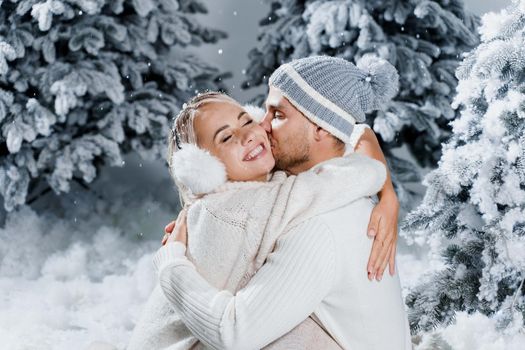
[239,128,255,146]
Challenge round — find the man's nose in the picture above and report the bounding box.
[260,113,273,133]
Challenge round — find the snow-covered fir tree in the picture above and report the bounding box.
[244,0,479,206]
[0,0,227,212]
[402,0,525,335]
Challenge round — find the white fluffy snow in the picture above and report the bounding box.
[415,312,525,350]
[480,9,512,41]
[0,207,159,350]
[0,155,179,350]
[398,245,525,350]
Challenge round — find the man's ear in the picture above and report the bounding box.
[313,126,330,142]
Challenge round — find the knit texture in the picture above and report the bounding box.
[154,204,411,349]
[156,221,337,350]
[345,123,370,155]
[269,55,398,143]
[129,154,386,350]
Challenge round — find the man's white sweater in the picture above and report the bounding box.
[128,151,386,349]
[154,197,412,350]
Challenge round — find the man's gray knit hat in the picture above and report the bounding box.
[268,55,399,143]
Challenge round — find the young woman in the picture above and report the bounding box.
[127,91,387,349]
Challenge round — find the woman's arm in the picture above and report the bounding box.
[352,126,400,281]
[279,154,386,236]
[156,217,336,350]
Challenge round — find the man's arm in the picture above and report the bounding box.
[154,218,336,350]
[353,126,400,281]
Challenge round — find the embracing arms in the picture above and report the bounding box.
[163,124,399,282]
[157,216,336,350]
[350,125,400,281]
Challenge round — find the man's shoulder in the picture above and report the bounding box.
[319,196,375,217]
[275,215,338,257]
[279,196,375,244]
[315,197,375,234]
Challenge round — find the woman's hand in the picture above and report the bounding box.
[166,209,188,246]
[352,126,399,281]
[162,220,176,245]
[366,192,399,281]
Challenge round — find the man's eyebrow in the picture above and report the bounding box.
[213,125,229,141]
[266,100,282,109]
[237,111,247,120]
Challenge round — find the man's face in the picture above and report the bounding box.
[261,86,314,173]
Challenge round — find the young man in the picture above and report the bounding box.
[157,56,411,349]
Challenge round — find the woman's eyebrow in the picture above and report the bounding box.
[213,111,247,141]
[213,125,229,141]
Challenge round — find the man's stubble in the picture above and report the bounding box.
[271,124,311,172]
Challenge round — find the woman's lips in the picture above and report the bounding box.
[243,143,267,161]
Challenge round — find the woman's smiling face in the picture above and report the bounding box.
[194,98,275,182]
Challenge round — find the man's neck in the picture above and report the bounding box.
[286,147,345,175]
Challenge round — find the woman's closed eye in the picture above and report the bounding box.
[220,119,252,143]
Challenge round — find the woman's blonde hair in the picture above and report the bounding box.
[167,91,234,205]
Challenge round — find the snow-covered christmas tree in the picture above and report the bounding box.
[402,0,525,335]
[244,0,480,206]
[0,0,227,212]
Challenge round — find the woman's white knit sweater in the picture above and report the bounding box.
[128,127,380,350]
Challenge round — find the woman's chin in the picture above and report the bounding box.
[239,159,275,181]
[257,155,275,173]
[266,158,276,172]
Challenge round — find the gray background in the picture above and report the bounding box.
[198,0,513,103]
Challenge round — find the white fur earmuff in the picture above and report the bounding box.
[171,143,227,195]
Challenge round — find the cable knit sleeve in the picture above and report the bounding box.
[279,153,385,230]
[153,217,337,350]
[344,123,370,155]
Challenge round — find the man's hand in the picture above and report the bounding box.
[366,193,399,281]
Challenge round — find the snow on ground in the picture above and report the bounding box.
[0,206,157,350]
[0,155,178,350]
[0,155,522,350]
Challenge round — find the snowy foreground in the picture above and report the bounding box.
[0,157,523,350]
